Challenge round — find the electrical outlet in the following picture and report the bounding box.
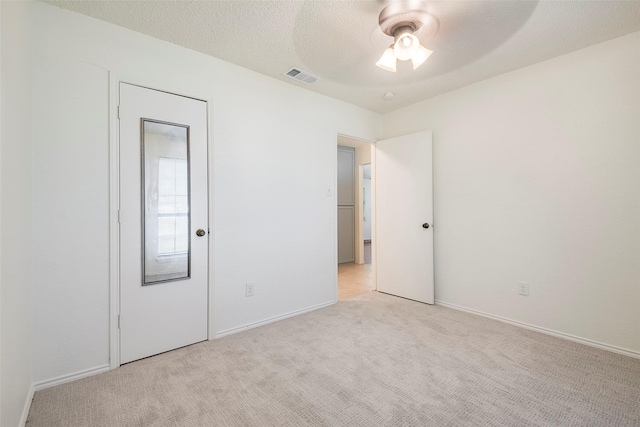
[518,281,529,296]
[245,283,255,297]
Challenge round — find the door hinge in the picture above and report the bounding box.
[117,210,121,223]
[117,314,121,329]
[117,105,121,119]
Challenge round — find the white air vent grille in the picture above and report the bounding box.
[284,68,319,84]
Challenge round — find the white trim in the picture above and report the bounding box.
[356,164,365,265]
[332,130,339,303]
[108,72,120,369]
[435,300,640,360]
[207,96,215,340]
[34,364,111,391]
[370,143,377,291]
[19,384,35,427]
[214,301,335,339]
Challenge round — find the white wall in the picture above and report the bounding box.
[384,32,640,355]
[22,1,381,385]
[1,2,34,426]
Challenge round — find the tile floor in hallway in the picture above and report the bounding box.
[338,262,373,300]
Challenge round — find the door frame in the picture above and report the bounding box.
[358,163,373,264]
[108,73,214,369]
[334,133,377,297]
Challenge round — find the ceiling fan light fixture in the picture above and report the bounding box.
[376,46,397,72]
[411,45,433,70]
[393,27,420,61]
[375,1,438,72]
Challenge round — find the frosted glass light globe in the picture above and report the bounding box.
[376,46,397,72]
[411,45,433,69]
[394,32,420,61]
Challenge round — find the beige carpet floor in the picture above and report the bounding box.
[27,292,640,426]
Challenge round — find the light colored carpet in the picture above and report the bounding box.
[27,292,640,426]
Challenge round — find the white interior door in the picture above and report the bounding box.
[119,83,208,364]
[376,131,434,304]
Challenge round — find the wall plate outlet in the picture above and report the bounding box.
[245,283,255,297]
[518,281,529,296]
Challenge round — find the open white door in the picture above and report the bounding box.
[375,131,434,304]
[119,83,208,363]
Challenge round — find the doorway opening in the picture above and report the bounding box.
[336,135,375,301]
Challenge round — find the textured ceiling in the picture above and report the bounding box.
[44,0,640,113]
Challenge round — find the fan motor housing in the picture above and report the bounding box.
[379,0,439,40]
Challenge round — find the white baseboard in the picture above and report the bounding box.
[34,364,111,391]
[214,300,336,339]
[435,300,640,360]
[32,301,336,392]
[19,384,35,427]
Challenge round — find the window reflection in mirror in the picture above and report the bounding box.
[142,120,190,285]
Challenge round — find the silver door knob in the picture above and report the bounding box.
[196,229,206,237]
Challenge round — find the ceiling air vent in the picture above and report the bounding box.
[284,67,319,84]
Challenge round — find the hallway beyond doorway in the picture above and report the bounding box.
[338,262,373,300]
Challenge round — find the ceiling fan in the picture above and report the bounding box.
[376,0,439,72]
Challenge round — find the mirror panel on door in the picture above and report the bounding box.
[142,119,191,285]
